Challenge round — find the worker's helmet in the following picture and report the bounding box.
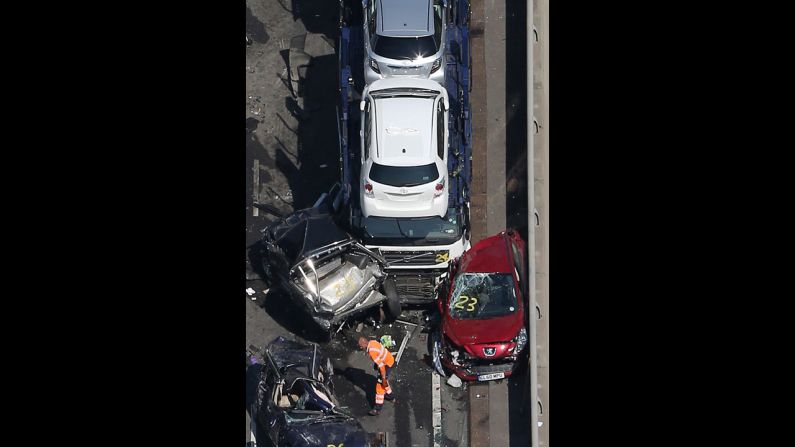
[380,335,396,349]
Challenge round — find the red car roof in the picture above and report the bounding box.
[459,232,514,273]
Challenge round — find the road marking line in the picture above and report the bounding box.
[252,159,260,216]
[432,371,442,447]
[249,406,257,447]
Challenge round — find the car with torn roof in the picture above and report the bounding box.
[431,230,529,381]
[251,336,385,447]
[259,202,402,333]
[363,0,448,86]
[359,77,449,219]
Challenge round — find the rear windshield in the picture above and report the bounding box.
[373,35,439,60]
[356,209,462,246]
[369,162,439,187]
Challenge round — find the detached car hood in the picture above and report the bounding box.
[285,419,369,447]
[443,312,523,349]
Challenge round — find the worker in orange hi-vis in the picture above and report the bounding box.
[358,336,395,415]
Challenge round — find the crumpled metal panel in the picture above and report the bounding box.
[316,262,378,311]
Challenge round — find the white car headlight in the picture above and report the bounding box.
[369,58,380,74]
[430,57,442,73]
[513,327,528,353]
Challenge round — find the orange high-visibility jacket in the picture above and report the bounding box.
[367,339,395,379]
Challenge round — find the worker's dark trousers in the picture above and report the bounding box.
[373,364,394,410]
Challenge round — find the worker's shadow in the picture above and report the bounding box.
[341,366,377,407]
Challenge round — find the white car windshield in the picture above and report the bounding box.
[373,34,439,59]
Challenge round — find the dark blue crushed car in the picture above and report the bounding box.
[250,336,386,447]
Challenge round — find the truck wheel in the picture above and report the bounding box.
[382,279,402,322]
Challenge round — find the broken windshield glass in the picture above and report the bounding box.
[448,273,517,319]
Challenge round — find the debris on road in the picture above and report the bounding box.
[246,287,256,296]
[394,318,419,327]
[447,374,463,388]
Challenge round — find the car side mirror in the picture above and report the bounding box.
[360,100,366,112]
[442,99,449,111]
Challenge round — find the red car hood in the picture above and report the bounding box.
[443,312,523,351]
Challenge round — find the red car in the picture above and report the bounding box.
[432,230,528,381]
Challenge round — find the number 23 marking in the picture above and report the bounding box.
[454,295,478,311]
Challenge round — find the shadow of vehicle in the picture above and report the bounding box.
[503,3,532,444]
[290,0,343,41]
[274,52,341,211]
[246,4,270,44]
[246,240,269,284]
[257,286,335,343]
[504,0,528,240]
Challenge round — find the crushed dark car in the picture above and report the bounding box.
[250,336,386,447]
[260,204,402,332]
[431,230,528,381]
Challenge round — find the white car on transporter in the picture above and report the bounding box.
[359,77,449,219]
[363,0,449,86]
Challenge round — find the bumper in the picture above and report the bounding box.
[441,356,519,381]
[365,64,446,87]
[361,192,448,219]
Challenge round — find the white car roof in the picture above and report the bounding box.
[373,96,434,166]
[377,0,433,36]
[365,78,447,166]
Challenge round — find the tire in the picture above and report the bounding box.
[382,279,402,323]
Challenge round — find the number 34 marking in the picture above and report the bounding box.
[454,295,478,311]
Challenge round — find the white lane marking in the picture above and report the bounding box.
[249,407,257,447]
[252,159,260,217]
[432,371,442,447]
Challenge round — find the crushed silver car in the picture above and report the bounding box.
[260,206,402,332]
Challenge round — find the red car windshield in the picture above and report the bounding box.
[448,273,517,319]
